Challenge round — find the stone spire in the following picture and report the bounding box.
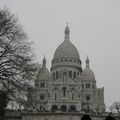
[86,56,89,68]
[42,56,46,68]
[64,22,70,40]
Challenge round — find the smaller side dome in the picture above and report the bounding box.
[37,67,51,80]
[81,57,95,80]
[37,57,51,80]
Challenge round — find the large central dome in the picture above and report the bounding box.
[53,40,80,60]
[53,24,80,60]
[51,24,82,73]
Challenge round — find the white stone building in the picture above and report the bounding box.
[27,24,105,114]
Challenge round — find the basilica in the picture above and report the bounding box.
[27,24,105,114]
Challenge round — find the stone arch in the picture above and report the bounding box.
[105,116,116,120]
[51,105,57,112]
[81,115,92,120]
[69,105,76,112]
[61,105,67,112]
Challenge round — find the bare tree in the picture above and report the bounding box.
[113,102,120,113]
[109,102,120,113]
[109,105,114,113]
[0,8,38,116]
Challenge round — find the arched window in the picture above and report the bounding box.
[73,71,76,79]
[56,71,58,79]
[65,59,68,62]
[61,105,67,112]
[86,83,90,89]
[69,71,72,78]
[53,72,55,80]
[72,94,74,100]
[63,72,67,82]
[39,105,42,111]
[51,105,57,112]
[77,72,79,76]
[55,93,57,100]
[82,84,84,89]
[41,83,45,88]
[62,87,66,97]
[69,105,76,112]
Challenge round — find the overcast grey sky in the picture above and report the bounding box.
[0,0,120,109]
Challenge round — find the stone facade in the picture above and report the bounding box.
[27,24,105,114]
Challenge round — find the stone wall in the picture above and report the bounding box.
[4,111,120,120]
[21,112,118,120]
[5,110,21,120]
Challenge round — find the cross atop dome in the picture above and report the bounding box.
[86,56,89,68]
[42,56,46,68]
[65,22,70,34]
[66,22,68,25]
[64,23,70,40]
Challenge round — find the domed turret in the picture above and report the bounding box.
[37,57,51,81]
[81,57,95,81]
